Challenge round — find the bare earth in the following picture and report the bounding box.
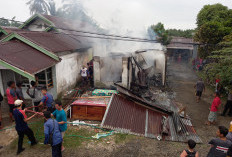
[0,62,231,157]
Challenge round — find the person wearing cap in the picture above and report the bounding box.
[13,99,38,155]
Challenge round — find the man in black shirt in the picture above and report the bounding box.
[207,126,232,157]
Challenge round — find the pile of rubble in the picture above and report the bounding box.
[68,86,202,143]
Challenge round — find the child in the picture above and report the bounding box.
[180,139,199,157]
[206,92,221,125]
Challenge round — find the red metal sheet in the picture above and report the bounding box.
[72,99,107,107]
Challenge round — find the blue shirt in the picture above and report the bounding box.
[41,93,53,108]
[13,109,29,131]
[44,118,62,146]
[52,109,67,132]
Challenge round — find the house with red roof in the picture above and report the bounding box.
[0,14,95,99]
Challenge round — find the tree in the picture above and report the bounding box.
[194,3,232,58]
[0,17,21,27]
[26,0,57,15]
[204,33,232,88]
[151,22,171,46]
[167,29,195,38]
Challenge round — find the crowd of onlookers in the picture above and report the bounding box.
[190,76,232,157]
[0,80,67,157]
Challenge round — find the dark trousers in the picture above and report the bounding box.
[222,100,232,116]
[34,101,40,112]
[52,142,62,157]
[17,128,36,152]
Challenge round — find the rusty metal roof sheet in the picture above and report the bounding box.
[0,40,58,74]
[18,31,86,53]
[101,94,202,143]
[167,37,194,50]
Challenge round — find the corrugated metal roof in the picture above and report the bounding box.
[0,40,58,74]
[18,31,86,53]
[167,37,194,50]
[101,94,202,143]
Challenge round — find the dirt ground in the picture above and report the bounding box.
[0,62,231,157]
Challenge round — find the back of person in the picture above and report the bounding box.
[185,150,196,157]
[13,109,28,132]
[211,96,221,112]
[6,88,15,104]
[207,138,232,157]
[43,93,53,108]
[44,119,62,146]
[28,87,41,102]
[196,81,204,92]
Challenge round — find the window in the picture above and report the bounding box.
[15,73,30,87]
[35,68,53,89]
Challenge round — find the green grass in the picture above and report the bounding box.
[114,133,136,144]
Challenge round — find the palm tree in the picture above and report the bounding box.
[26,0,56,15]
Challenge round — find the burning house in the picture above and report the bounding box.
[93,49,166,90]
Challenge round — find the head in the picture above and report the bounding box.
[14,99,23,108]
[187,139,196,150]
[31,81,36,87]
[41,86,47,95]
[199,78,202,81]
[43,111,51,119]
[7,81,15,88]
[55,100,62,110]
[215,92,220,97]
[217,126,228,138]
[16,82,22,88]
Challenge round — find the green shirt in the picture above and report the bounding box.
[52,109,67,132]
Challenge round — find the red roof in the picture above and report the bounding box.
[18,31,85,53]
[0,40,58,74]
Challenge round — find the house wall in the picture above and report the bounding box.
[55,48,93,95]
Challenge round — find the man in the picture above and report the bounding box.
[206,92,221,125]
[6,81,17,122]
[87,63,94,88]
[39,87,54,113]
[207,126,232,157]
[13,99,37,155]
[27,81,41,112]
[221,90,232,117]
[80,66,88,86]
[0,92,3,129]
[43,111,62,157]
[52,100,67,151]
[16,82,26,110]
[194,78,205,103]
[16,82,24,100]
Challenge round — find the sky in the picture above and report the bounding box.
[0,0,232,32]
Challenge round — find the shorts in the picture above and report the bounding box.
[208,111,217,122]
[196,91,202,97]
[61,132,65,139]
[8,104,15,113]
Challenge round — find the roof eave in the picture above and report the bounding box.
[0,59,35,81]
[1,33,60,61]
[18,14,54,29]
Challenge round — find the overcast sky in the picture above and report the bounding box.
[1,0,232,32]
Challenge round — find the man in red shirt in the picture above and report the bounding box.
[206,92,221,125]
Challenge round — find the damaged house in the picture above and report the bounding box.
[93,49,166,90]
[0,14,97,99]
